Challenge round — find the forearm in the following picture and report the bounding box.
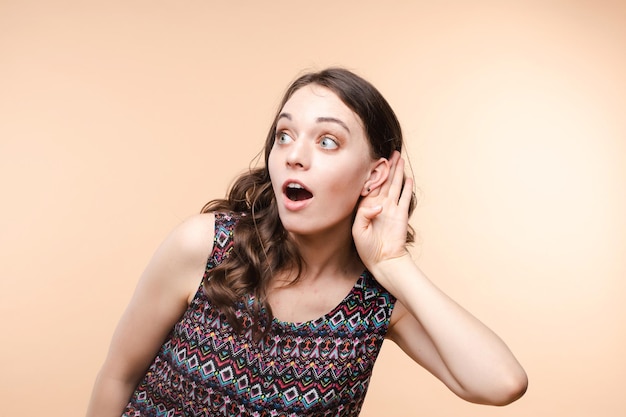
[86,372,138,417]
[372,255,527,404]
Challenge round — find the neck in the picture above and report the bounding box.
[288,225,361,282]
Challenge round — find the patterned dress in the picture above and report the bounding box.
[124,212,396,417]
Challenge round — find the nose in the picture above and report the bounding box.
[285,138,310,169]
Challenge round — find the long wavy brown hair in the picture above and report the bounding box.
[201,67,415,338]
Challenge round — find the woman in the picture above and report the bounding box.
[87,68,527,416]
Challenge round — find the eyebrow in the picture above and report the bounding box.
[277,112,351,133]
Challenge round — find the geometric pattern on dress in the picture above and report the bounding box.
[124,212,396,417]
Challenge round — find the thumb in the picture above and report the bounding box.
[354,205,383,230]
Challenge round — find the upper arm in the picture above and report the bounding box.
[99,212,216,385]
[386,301,467,399]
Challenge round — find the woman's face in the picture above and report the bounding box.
[268,84,383,239]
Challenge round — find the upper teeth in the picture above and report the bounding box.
[287,183,303,189]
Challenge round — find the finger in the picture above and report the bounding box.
[388,155,406,204]
[398,176,414,211]
[380,151,400,196]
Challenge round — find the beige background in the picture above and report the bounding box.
[1,1,625,415]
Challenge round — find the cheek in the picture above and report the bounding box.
[326,165,368,202]
[266,156,283,200]
[267,150,279,181]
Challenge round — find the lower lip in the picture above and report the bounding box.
[282,194,313,211]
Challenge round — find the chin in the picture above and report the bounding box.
[279,211,351,239]
[278,214,313,235]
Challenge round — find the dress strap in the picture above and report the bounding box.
[204,212,238,275]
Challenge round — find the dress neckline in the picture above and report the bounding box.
[271,271,368,328]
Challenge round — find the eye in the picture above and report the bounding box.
[276,131,293,145]
[320,136,339,149]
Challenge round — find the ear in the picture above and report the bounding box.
[361,157,390,196]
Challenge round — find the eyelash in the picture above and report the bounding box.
[274,130,340,150]
[275,131,292,144]
[319,136,339,149]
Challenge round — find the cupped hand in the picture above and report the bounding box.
[353,151,414,274]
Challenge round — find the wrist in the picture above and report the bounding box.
[368,252,415,289]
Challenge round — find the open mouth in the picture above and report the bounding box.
[285,182,313,201]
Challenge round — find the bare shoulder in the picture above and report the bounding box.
[139,212,216,304]
[93,212,217,396]
[165,212,216,263]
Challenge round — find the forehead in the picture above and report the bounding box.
[280,84,364,130]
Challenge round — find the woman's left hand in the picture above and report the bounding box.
[353,151,414,274]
